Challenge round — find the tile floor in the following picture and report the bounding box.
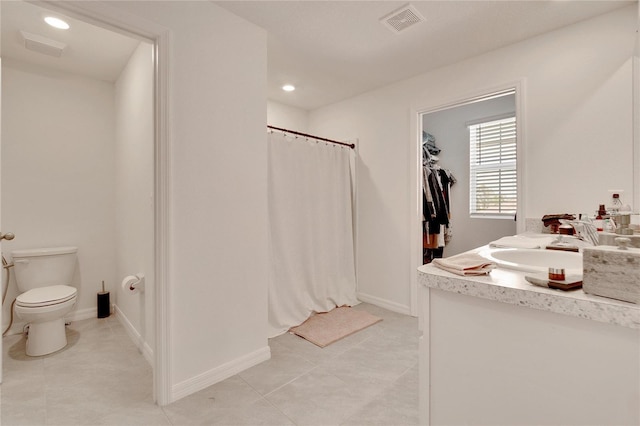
[1,303,419,425]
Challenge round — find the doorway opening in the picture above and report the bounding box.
[410,85,524,315]
[0,0,170,405]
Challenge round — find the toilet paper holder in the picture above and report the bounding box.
[122,273,145,293]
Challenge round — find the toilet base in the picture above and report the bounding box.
[25,318,68,357]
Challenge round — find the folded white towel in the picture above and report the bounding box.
[432,253,496,276]
[489,235,555,249]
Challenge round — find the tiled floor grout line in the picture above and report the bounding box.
[268,329,408,425]
[260,392,300,426]
[160,405,178,426]
[237,332,387,426]
[3,304,418,425]
[253,362,322,399]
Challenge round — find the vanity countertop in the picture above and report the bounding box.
[418,258,640,330]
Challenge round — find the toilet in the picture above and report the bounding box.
[11,246,78,356]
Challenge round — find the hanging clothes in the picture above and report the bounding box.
[426,167,449,231]
[422,134,455,263]
[438,168,456,244]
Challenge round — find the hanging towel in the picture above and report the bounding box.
[432,253,496,276]
[489,235,556,249]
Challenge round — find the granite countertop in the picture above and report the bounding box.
[418,261,640,330]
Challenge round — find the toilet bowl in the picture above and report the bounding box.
[15,285,77,356]
[11,246,78,357]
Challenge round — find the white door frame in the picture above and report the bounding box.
[634,24,640,214]
[409,81,526,317]
[0,58,4,385]
[27,0,172,405]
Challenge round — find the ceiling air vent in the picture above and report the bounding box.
[380,4,425,34]
[19,30,66,57]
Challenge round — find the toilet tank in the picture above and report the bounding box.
[11,246,78,292]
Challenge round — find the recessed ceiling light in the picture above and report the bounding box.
[44,16,70,30]
[282,84,295,92]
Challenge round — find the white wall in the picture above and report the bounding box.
[114,41,154,359]
[267,100,309,132]
[1,59,117,329]
[308,6,637,313]
[106,1,269,400]
[422,94,517,256]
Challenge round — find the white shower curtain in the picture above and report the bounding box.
[267,131,358,337]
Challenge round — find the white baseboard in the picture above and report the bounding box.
[171,345,271,402]
[357,292,412,316]
[114,304,154,366]
[3,305,104,336]
[66,306,101,322]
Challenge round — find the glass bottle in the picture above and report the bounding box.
[610,193,623,214]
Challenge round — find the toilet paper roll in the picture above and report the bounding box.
[122,275,140,294]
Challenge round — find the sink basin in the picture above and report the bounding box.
[478,248,583,274]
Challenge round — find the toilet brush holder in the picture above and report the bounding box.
[97,280,110,318]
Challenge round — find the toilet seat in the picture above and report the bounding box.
[16,285,77,308]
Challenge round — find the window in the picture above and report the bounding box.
[469,115,516,218]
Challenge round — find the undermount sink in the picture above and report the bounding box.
[478,248,583,274]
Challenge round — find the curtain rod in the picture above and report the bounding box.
[267,125,355,149]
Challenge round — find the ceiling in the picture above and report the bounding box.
[1,1,634,109]
[216,0,634,110]
[0,1,140,82]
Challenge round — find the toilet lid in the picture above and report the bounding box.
[16,285,77,307]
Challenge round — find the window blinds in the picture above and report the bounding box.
[469,116,517,217]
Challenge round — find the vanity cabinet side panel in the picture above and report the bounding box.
[428,289,639,426]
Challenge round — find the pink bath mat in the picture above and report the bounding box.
[289,306,382,348]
